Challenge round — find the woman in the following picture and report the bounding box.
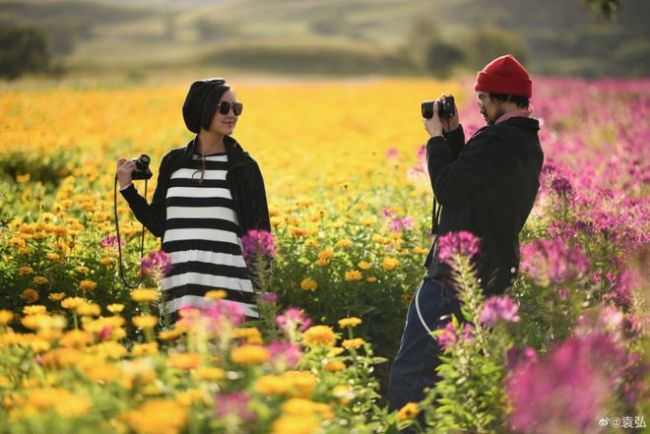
[116,78,271,320]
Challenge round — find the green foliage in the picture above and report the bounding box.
[462,26,529,71]
[0,26,50,79]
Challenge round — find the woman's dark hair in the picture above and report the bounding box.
[489,92,529,108]
[182,78,231,134]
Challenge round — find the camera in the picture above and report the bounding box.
[131,154,152,180]
[421,95,455,120]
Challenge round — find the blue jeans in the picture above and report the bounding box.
[389,278,464,414]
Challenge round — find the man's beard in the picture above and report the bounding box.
[486,107,506,125]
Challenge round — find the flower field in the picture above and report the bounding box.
[0,77,649,433]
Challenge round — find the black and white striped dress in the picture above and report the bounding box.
[161,152,257,318]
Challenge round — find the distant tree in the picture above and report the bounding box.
[424,40,464,78]
[195,17,239,42]
[0,26,50,80]
[581,0,623,18]
[462,26,529,70]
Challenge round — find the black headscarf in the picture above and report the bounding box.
[182,78,230,134]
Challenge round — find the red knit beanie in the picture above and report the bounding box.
[474,54,532,98]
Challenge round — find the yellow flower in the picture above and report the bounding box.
[16,388,91,418]
[107,303,125,313]
[61,297,85,310]
[317,249,334,261]
[23,305,46,316]
[300,278,319,292]
[272,413,321,434]
[83,363,121,383]
[230,345,270,365]
[0,310,14,325]
[158,328,183,341]
[32,276,49,285]
[332,384,354,404]
[381,257,400,271]
[132,315,157,329]
[191,367,224,381]
[305,238,319,248]
[254,375,289,395]
[75,266,90,274]
[342,338,366,350]
[59,330,92,348]
[336,239,353,248]
[366,276,378,283]
[46,253,61,261]
[48,292,65,301]
[125,399,187,434]
[302,325,337,347]
[205,289,227,300]
[357,261,372,270]
[324,360,346,372]
[19,266,33,275]
[132,342,159,357]
[232,327,263,345]
[77,303,101,317]
[100,256,113,265]
[315,258,328,267]
[16,173,31,183]
[344,270,362,281]
[283,371,318,398]
[130,288,159,303]
[413,246,429,255]
[168,352,202,370]
[396,402,420,421]
[338,317,362,328]
[79,280,97,291]
[21,288,39,303]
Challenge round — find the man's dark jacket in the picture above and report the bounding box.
[120,135,271,242]
[425,116,544,296]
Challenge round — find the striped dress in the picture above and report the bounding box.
[160,152,257,318]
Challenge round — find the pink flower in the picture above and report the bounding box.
[389,216,414,232]
[214,391,255,422]
[479,296,520,327]
[505,346,538,371]
[436,322,457,350]
[100,235,124,249]
[385,147,400,159]
[241,230,276,264]
[276,308,311,333]
[268,341,302,368]
[140,250,172,276]
[437,231,480,264]
[507,333,625,433]
[257,292,278,304]
[520,238,590,284]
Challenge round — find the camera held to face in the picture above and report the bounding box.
[131,154,152,180]
[421,95,456,120]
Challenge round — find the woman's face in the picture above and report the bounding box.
[209,90,239,136]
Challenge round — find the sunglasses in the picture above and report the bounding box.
[217,101,243,116]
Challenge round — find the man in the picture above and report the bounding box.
[389,54,544,413]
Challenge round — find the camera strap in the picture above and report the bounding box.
[113,178,148,289]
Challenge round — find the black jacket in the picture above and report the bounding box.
[425,117,544,296]
[120,135,271,242]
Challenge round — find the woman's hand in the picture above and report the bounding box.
[116,158,136,188]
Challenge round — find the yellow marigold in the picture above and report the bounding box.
[338,317,362,328]
[19,266,33,275]
[413,246,429,255]
[16,174,31,183]
[281,398,332,419]
[366,276,378,283]
[270,216,283,227]
[381,257,400,271]
[315,258,328,267]
[283,371,318,398]
[324,360,346,372]
[300,278,319,292]
[125,399,187,434]
[61,297,85,310]
[21,289,39,304]
[254,375,289,395]
[59,330,92,348]
[230,345,270,365]
[396,402,420,422]
[158,328,183,341]
[342,338,365,350]
[83,363,121,383]
[17,388,91,418]
[79,280,97,291]
[23,305,46,316]
[46,253,61,261]
[305,238,319,248]
[344,270,362,281]
[132,315,157,329]
[176,389,208,407]
[77,303,101,317]
[335,239,353,248]
[232,327,263,345]
[48,292,65,301]
[107,303,125,313]
[205,289,227,300]
[33,276,49,285]
[100,256,113,265]
[132,342,159,357]
[168,352,202,370]
[302,325,337,347]
[191,367,224,381]
[75,266,90,274]
[317,249,334,261]
[130,288,159,303]
[357,261,372,270]
[272,413,321,434]
[332,384,354,404]
[0,310,13,325]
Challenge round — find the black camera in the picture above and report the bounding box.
[131,154,152,180]
[421,95,455,120]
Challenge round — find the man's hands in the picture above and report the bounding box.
[424,94,460,138]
